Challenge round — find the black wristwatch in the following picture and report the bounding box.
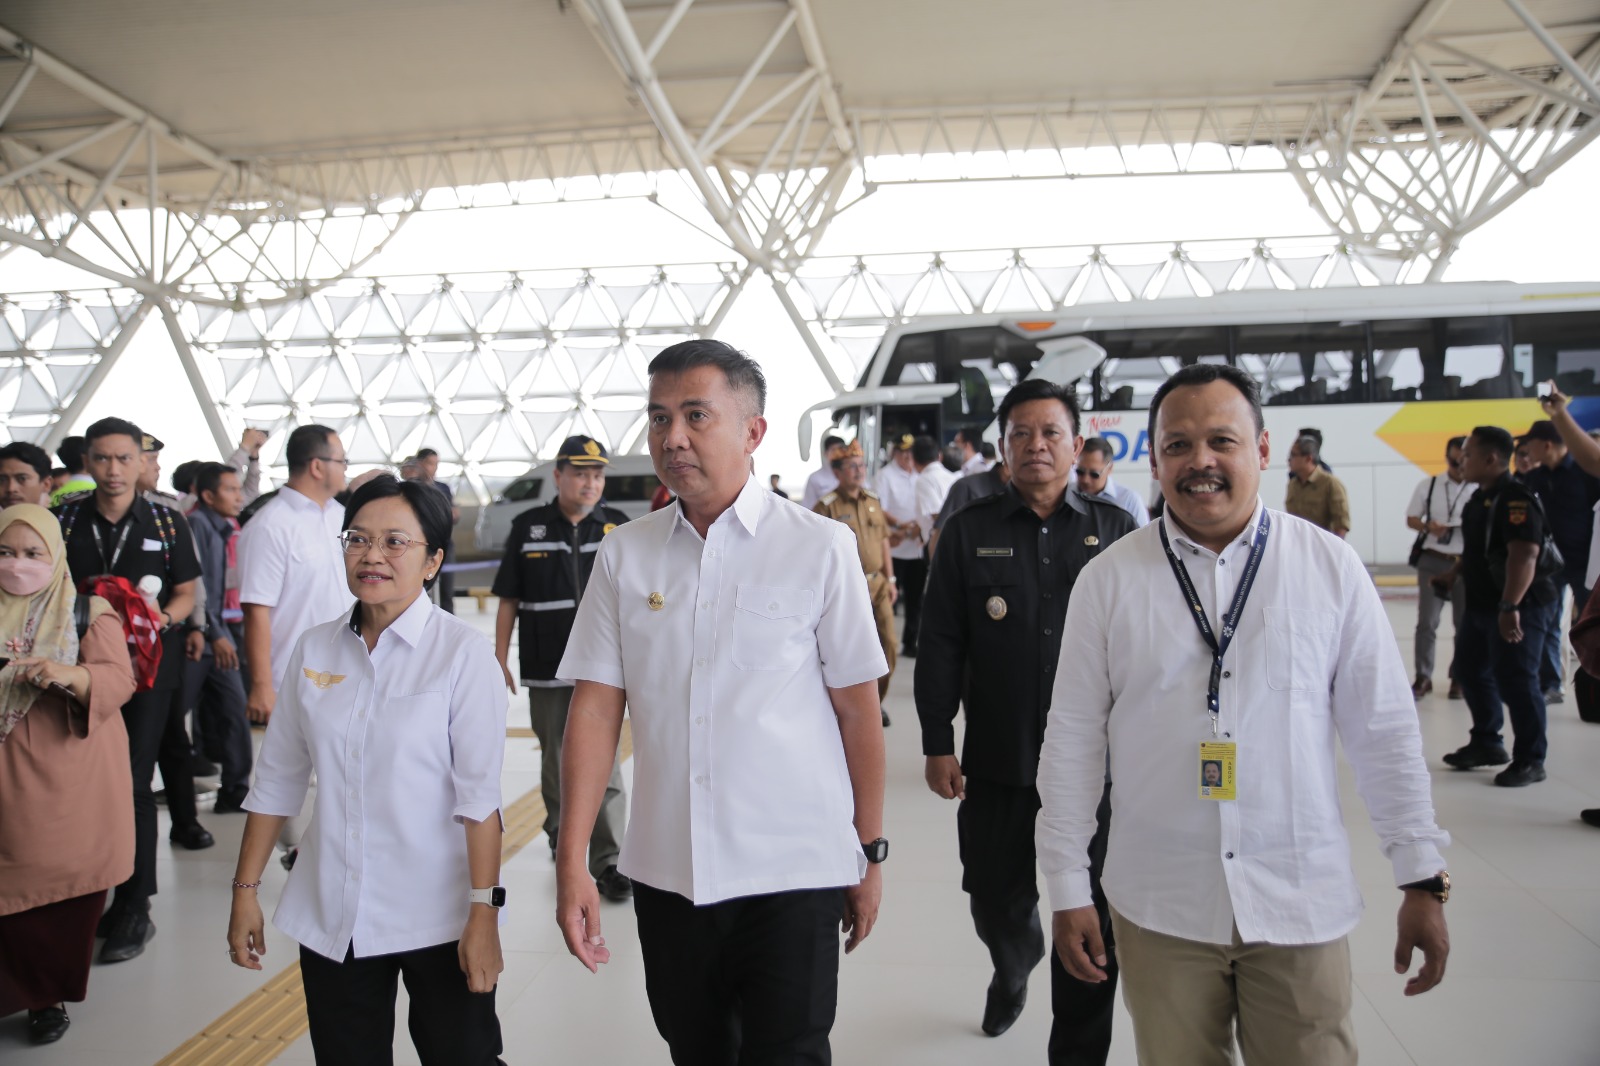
[1400,871,1450,903]
[1497,600,1521,614]
[861,838,889,864]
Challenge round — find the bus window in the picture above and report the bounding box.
[1093,325,1229,410]
[1237,321,1366,405]
[499,477,542,503]
[1441,317,1516,399]
[600,474,663,501]
[1515,312,1600,396]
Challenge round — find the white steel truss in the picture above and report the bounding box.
[0,263,745,498]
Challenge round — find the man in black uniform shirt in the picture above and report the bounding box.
[1437,425,1556,787]
[493,435,633,901]
[54,416,206,963]
[916,379,1136,1063]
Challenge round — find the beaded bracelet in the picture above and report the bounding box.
[232,879,262,890]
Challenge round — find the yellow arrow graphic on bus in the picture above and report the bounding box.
[1376,398,1544,475]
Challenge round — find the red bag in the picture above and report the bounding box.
[78,575,164,691]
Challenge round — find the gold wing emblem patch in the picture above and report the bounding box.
[303,668,348,690]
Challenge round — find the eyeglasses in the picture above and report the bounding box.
[315,456,349,466]
[1076,469,1105,480]
[338,530,424,557]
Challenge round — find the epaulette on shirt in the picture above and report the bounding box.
[53,488,94,507]
[863,488,880,500]
[1077,491,1128,512]
[819,491,839,506]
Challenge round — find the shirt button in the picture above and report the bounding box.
[707,550,717,558]
[1044,627,1053,636]
[1042,557,1051,565]
[696,657,707,667]
[1225,851,1234,859]
[695,716,705,725]
[351,830,360,840]
[695,775,707,786]
[1041,527,1049,534]
[1222,671,1231,678]
[701,602,711,610]
[768,602,779,611]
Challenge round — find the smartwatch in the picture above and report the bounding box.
[467,886,507,908]
[861,838,889,864]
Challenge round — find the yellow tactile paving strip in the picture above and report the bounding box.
[155,721,632,1066]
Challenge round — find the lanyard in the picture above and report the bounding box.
[1159,509,1271,735]
[89,517,134,575]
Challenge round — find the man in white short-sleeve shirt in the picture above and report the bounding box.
[555,339,888,1065]
[238,425,353,713]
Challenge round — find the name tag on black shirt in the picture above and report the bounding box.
[975,547,1013,557]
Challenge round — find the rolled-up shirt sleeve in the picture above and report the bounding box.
[1329,547,1449,886]
[557,537,625,690]
[816,524,888,690]
[448,638,508,826]
[242,632,313,817]
[1036,563,1116,913]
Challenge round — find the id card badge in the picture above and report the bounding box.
[1198,741,1237,800]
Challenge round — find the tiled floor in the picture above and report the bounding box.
[4,595,1600,1064]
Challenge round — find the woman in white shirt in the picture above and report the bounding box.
[225,475,508,1066]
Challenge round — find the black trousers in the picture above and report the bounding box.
[897,553,929,650]
[1458,605,1551,765]
[633,881,843,1066]
[181,623,253,796]
[298,941,505,1066]
[959,778,1117,1066]
[113,685,198,908]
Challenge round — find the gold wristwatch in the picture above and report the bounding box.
[1400,871,1450,903]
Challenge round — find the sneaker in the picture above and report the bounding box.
[1544,688,1565,704]
[596,865,634,902]
[1494,762,1547,787]
[99,905,155,963]
[1442,743,1511,770]
[1411,677,1433,699]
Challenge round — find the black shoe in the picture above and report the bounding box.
[1494,761,1547,787]
[281,847,298,871]
[189,752,220,777]
[213,787,249,813]
[547,827,559,862]
[170,823,215,850]
[1582,809,1600,827]
[596,865,634,902]
[1448,682,1463,700]
[1442,743,1511,770]
[882,710,891,728]
[96,903,119,938]
[28,1007,70,1045]
[1544,688,1565,704]
[99,906,155,963]
[981,976,1027,1037]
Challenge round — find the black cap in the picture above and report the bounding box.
[1517,420,1563,445]
[555,435,609,467]
[141,433,164,453]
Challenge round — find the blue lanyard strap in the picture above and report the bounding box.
[1158,509,1271,722]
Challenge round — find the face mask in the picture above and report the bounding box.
[0,557,54,597]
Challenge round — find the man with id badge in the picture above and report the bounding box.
[54,416,206,964]
[1038,364,1450,1066]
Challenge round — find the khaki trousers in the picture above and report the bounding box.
[1110,908,1356,1066]
[529,684,626,878]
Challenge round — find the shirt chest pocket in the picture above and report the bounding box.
[1263,606,1338,692]
[731,584,815,671]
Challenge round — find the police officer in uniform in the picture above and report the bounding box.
[492,435,633,900]
[916,379,1136,1063]
[813,439,898,724]
[54,417,207,964]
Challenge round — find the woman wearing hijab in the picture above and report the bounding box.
[0,504,137,1045]
[226,476,508,1066]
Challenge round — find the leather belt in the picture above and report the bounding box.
[1421,548,1459,560]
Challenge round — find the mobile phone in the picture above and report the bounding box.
[1538,381,1553,399]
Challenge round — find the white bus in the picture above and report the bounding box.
[798,281,1600,565]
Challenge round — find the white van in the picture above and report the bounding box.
[473,454,662,553]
